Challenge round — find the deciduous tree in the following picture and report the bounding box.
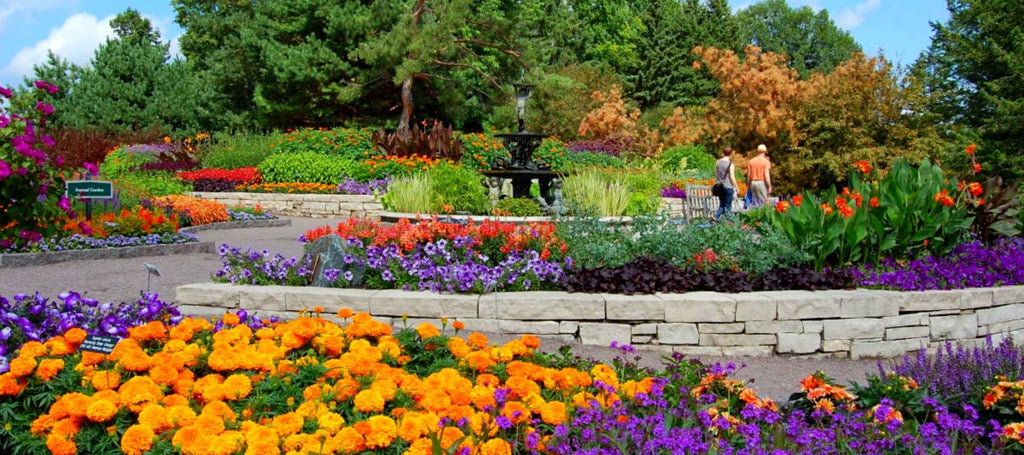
[736,0,861,77]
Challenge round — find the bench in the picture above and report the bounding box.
[683,184,753,223]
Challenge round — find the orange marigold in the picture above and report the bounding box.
[121,423,156,455]
[364,415,398,449]
[35,358,65,381]
[85,399,119,423]
[415,323,441,339]
[354,389,386,413]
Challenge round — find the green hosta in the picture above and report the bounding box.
[771,159,973,269]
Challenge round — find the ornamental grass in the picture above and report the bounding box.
[1,310,1022,454]
[153,195,230,226]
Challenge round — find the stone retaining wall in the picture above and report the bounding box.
[174,284,1024,359]
[1,242,215,268]
[193,192,687,219]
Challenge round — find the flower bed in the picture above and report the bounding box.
[2,309,1024,454]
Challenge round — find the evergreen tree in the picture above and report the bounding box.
[13,52,82,127]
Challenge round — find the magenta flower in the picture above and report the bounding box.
[55,156,65,167]
[83,162,98,176]
[0,115,8,129]
[0,160,10,180]
[35,101,54,116]
[0,86,11,98]
[57,196,71,211]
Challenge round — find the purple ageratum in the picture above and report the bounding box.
[1,232,198,254]
[336,178,389,195]
[853,238,1024,291]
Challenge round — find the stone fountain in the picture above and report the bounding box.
[483,83,565,211]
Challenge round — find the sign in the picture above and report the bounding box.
[66,180,113,199]
[79,334,121,354]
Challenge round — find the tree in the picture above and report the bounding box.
[12,51,82,127]
[915,0,1024,180]
[736,0,861,77]
[63,9,213,134]
[628,0,740,108]
[110,8,161,46]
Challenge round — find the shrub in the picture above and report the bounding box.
[98,145,156,179]
[270,127,375,159]
[567,133,633,157]
[382,173,432,213]
[0,83,74,248]
[660,144,717,175]
[566,150,626,170]
[531,138,571,171]
[427,162,489,214]
[258,152,351,184]
[492,197,543,217]
[199,131,279,169]
[562,168,632,216]
[457,132,506,170]
[622,169,663,216]
[50,128,164,169]
[153,195,229,226]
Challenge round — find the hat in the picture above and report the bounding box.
[757,144,767,153]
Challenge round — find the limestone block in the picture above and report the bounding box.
[560,321,579,334]
[803,321,824,333]
[823,318,885,340]
[900,290,961,312]
[886,326,930,340]
[699,334,777,346]
[837,289,901,318]
[495,320,561,335]
[669,346,723,357]
[174,283,241,308]
[992,286,1024,305]
[722,346,773,357]
[239,285,288,311]
[744,320,803,334]
[495,292,604,320]
[177,304,233,318]
[657,323,699,345]
[632,335,653,344]
[881,313,928,328]
[959,288,994,309]
[605,293,665,320]
[734,294,777,321]
[980,319,1024,335]
[369,290,478,319]
[698,323,744,334]
[284,288,375,313]
[769,291,839,320]
[850,338,927,359]
[930,314,978,341]
[579,323,632,347]
[777,333,821,354]
[821,339,851,352]
[660,292,736,322]
[632,323,658,336]
[977,303,1024,326]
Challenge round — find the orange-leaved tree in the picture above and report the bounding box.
[577,84,662,158]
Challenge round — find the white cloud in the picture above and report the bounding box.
[2,11,183,79]
[834,0,882,29]
[3,12,114,76]
[0,0,78,33]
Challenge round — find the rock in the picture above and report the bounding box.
[303,234,366,287]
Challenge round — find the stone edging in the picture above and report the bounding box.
[192,192,687,220]
[0,242,216,268]
[174,283,1024,359]
[180,218,291,233]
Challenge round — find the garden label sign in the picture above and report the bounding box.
[78,334,121,354]
[66,180,113,199]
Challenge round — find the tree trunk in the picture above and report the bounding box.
[397,76,414,139]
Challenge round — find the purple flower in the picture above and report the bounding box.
[83,162,99,176]
[0,160,10,180]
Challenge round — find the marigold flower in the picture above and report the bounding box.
[479,438,513,455]
[35,358,65,381]
[222,313,240,326]
[9,357,36,378]
[415,323,441,339]
[540,401,567,425]
[337,308,354,319]
[121,423,156,455]
[86,399,118,423]
[222,374,253,401]
[46,433,77,455]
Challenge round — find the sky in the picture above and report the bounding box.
[0,0,950,89]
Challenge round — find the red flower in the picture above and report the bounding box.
[852,160,872,174]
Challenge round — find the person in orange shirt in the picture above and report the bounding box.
[746,144,772,207]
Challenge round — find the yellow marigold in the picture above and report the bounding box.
[415,323,441,339]
[364,415,397,449]
[479,438,512,455]
[222,374,253,400]
[121,423,156,455]
[318,412,346,435]
[590,364,620,389]
[85,399,118,423]
[354,388,386,413]
[244,426,280,455]
[35,358,65,381]
[46,433,77,455]
[45,337,75,357]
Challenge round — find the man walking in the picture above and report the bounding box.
[747,144,772,208]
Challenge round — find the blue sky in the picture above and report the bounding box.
[0,0,950,89]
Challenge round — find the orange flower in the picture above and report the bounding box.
[852,160,872,174]
[121,424,156,455]
[820,203,834,215]
[968,182,983,197]
[974,163,982,173]
[792,194,803,207]
[35,358,65,381]
[869,197,879,208]
[86,399,119,423]
[364,415,398,449]
[415,323,441,339]
[965,143,977,155]
[354,389,386,413]
[337,308,353,319]
[775,201,790,213]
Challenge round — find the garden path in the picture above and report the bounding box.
[0,217,880,400]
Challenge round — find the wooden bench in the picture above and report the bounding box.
[684,184,751,223]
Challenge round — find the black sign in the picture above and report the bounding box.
[79,334,121,354]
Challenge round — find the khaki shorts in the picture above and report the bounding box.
[749,181,769,207]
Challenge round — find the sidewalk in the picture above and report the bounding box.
[0,216,882,400]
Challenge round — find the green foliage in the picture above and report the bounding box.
[849,373,928,423]
[98,146,156,178]
[736,0,861,77]
[562,168,632,217]
[113,173,193,207]
[769,159,973,269]
[622,169,663,216]
[12,52,81,128]
[557,213,803,272]
[199,132,278,170]
[426,162,489,214]
[566,151,626,170]
[522,64,622,141]
[531,138,571,172]
[660,145,717,175]
[270,127,376,160]
[492,197,543,217]
[382,173,432,213]
[257,152,352,185]
[914,0,1024,183]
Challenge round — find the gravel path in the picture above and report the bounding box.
[0,216,884,400]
